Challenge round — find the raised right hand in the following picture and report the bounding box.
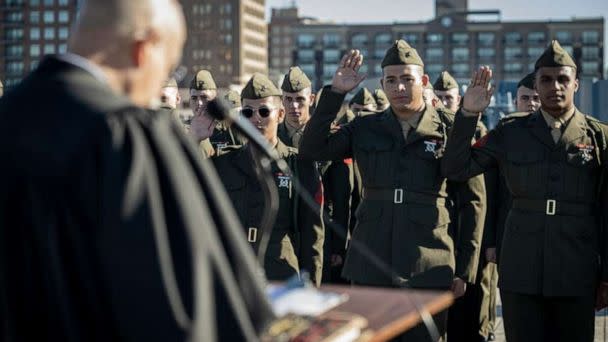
[331,50,367,94]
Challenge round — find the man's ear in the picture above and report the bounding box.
[131,40,147,67]
[176,91,182,103]
[574,78,580,93]
[309,93,316,104]
[421,74,429,87]
[277,107,285,122]
[380,78,384,90]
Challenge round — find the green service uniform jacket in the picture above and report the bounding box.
[213,141,324,285]
[300,87,485,288]
[209,121,243,155]
[442,108,608,296]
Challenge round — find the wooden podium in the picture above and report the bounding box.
[321,285,454,342]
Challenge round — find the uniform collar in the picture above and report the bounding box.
[540,107,575,129]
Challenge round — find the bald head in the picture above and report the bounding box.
[69,0,186,107]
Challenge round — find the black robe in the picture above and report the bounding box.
[0,56,274,341]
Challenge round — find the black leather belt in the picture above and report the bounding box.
[362,187,446,206]
[512,198,596,216]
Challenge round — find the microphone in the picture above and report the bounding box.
[206,98,440,340]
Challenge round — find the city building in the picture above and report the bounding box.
[269,0,605,93]
[180,0,268,88]
[1,0,79,88]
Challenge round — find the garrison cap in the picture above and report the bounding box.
[517,72,536,90]
[350,87,375,106]
[224,90,241,108]
[190,70,217,90]
[534,40,577,70]
[281,66,312,92]
[241,73,282,99]
[433,71,459,91]
[373,89,389,107]
[162,77,178,88]
[381,39,424,68]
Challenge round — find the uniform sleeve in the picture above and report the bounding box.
[482,167,499,249]
[441,111,501,181]
[296,157,325,286]
[448,174,486,283]
[299,86,353,162]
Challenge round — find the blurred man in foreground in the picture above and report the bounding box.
[0,0,274,341]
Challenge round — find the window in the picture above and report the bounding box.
[504,32,522,44]
[504,47,522,60]
[6,62,24,74]
[297,34,315,48]
[582,61,599,74]
[44,27,55,40]
[224,34,232,45]
[300,64,315,76]
[359,64,368,74]
[58,10,68,23]
[562,45,574,56]
[30,11,40,23]
[452,47,469,62]
[478,32,495,46]
[375,33,392,46]
[555,31,572,44]
[400,33,418,45]
[30,44,40,56]
[528,31,546,44]
[6,45,24,58]
[477,48,495,58]
[323,49,341,62]
[582,46,599,59]
[374,48,388,59]
[504,63,523,73]
[322,33,341,47]
[426,48,444,61]
[30,60,39,71]
[527,47,544,59]
[426,33,443,44]
[58,26,69,40]
[323,64,338,78]
[58,0,68,5]
[271,57,280,67]
[452,63,469,74]
[6,11,24,23]
[29,0,40,5]
[44,44,56,54]
[351,33,368,47]
[6,28,24,41]
[451,33,469,45]
[373,64,382,76]
[425,64,443,74]
[297,49,314,63]
[43,10,54,23]
[44,0,53,6]
[30,28,40,40]
[582,31,600,44]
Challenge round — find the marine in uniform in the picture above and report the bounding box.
[373,88,390,112]
[212,73,325,286]
[278,66,315,149]
[434,71,495,342]
[300,42,486,341]
[188,69,217,158]
[442,40,608,342]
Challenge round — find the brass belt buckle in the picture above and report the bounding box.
[394,188,404,204]
[248,227,258,242]
[546,199,556,216]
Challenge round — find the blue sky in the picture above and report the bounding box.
[266,0,608,70]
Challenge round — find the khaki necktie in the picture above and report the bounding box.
[550,121,562,144]
[291,130,303,148]
[399,120,412,140]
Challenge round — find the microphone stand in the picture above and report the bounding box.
[207,99,440,341]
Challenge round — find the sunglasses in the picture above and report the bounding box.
[241,106,274,118]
